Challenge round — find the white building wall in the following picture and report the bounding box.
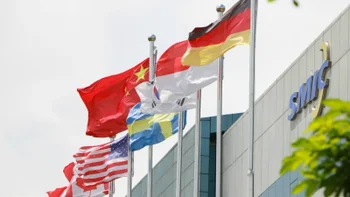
[222,4,350,197]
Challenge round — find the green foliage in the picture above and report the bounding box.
[280,99,350,197]
[268,0,299,7]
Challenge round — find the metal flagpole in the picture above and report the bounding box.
[176,111,184,197]
[109,136,116,197]
[215,4,225,197]
[147,34,156,197]
[248,0,258,197]
[127,136,133,197]
[193,90,201,197]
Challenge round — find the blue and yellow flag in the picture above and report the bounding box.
[127,102,187,151]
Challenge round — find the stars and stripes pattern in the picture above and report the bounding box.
[73,134,129,188]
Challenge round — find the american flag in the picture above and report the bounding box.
[73,134,129,188]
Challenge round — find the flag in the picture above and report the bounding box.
[73,134,129,188]
[181,0,250,66]
[127,102,187,151]
[155,40,218,96]
[135,40,218,114]
[135,82,197,114]
[77,58,150,138]
[47,162,109,197]
[47,187,68,197]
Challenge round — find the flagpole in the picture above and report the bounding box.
[215,4,225,197]
[147,34,156,197]
[109,136,116,197]
[248,0,257,196]
[176,111,184,197]
[193,90,201,197]
[127,136,133,197]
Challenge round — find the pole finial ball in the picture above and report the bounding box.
[216,4,225,13]
[148,34,156,41]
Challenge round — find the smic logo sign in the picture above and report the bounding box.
[288,42,331,121]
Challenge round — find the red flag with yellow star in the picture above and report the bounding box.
[77,58,150,138]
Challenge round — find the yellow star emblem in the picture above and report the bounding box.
[135,65,149,82]
[124,87,130,96]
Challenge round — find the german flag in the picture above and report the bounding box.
[181,0,250,66]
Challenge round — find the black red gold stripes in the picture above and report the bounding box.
[181,0,251,66]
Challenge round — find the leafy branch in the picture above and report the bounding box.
[268,0,299,7]
[280,99,350,197]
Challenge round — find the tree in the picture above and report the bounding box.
[280,99,350,197]
[268,0,299,7]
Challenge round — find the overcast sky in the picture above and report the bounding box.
[1,0,349,196]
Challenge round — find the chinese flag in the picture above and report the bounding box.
[77,58,150,138]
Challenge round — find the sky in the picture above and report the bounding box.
[1,0,349,196]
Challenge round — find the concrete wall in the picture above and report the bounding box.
[222,4,350,197]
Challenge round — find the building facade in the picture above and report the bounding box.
[222,4,350,197]
[131,4,350,197]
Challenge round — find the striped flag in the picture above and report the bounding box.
[46,162,109,197]
[181,0,250,66]
[73,134,129,188]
